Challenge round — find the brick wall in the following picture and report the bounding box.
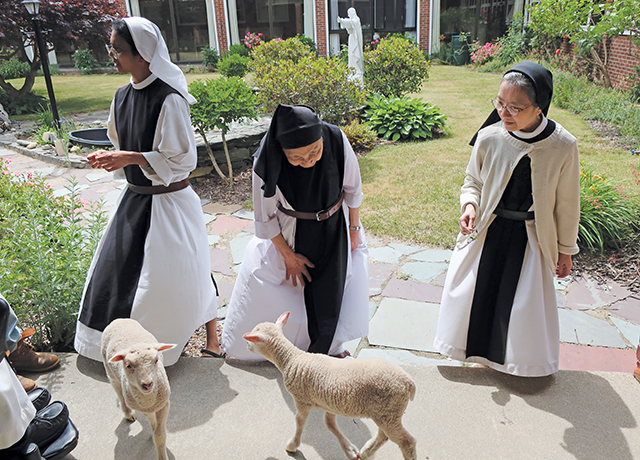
[213,0,229,52]
[604,36,639,91]
[418,0,430,52]
[316,0,328,56]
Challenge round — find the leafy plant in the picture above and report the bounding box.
[252,53,366,125]
[229,43,250,57]
[218,54,250,77]
[72,49,100,75]
[0,88,46,116]
[364,96,448,142]
[340,119,378,151]
[578,165,639,251]
[470,41,501,66]
[0,58,30,80]
[201,46,219,69]
[495,14,529,67]
[295,34,318,56]
[363,36,431,98]
[189,76,257,186]
[249,36,314,70]
[0,158,107,350]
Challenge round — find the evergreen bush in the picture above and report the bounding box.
[201,46,219,69]
[341,119,378,151]
[249,37,314,70]
[363,36,430,98]
[72,49,101,75]
[0,58,31,80]
[0,88,46,116]
[218,54,251,77]
[229,43,250,57]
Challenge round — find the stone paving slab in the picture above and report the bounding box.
[209,247,234,277]
[230,232,253,265]
[409,248,453,262]
[357,348,461,366]
[558,308,628,348]
[207,215,251,235]
[610,316,640,346]
[381,278,443,304]
[559,343,636,372]
[609,296,640,324]
[201,202,242,215]
[388,242,424,255]
[368,262,398,296]
[368,246,405,264]
[401,261,448,283]
[368,297,439,352]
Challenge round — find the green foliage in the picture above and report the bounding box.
[364,36,430,98]
[35,65,61,77]
[364,96,448,142]
[218,53,250,77]
[249,37,314,70]
[0,159,107,350]
[229,43,250,57]
[0,88,46,116]
[553,69,640,145]
[295,35,318,56]
[0,58,30,80]
[201,46,219,69]
[578,165,639,251]
[72,49,101,75]
[495,14,530,67]
[340,119,378,151]
[252,54,367,125]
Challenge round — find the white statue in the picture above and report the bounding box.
[337,7,364,83]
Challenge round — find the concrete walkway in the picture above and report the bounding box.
[2,140,640,459]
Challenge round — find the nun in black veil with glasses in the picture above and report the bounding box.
[221,104,369,359]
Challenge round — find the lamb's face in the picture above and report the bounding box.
[123,347,161,394]
[244,322,280,358]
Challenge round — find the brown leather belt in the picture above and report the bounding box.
[127,178,191,195]
[277,192,344,221]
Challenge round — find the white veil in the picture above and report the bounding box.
[123,17,197,104]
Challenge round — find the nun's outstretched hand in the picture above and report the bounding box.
[86,149,147,172]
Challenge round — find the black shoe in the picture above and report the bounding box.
[25,401,69,450]
[27,388,51,412]
[41,420,79,460]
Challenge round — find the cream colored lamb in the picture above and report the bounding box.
[244,312,417,460]
[101,318,176,460]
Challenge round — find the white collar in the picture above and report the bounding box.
[512,115,548,139]
[130,73,158,90]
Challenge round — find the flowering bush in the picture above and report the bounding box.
[243,32,264,50]
[578,165,639,251]
[469,41,501,66]
[0,159,107,350]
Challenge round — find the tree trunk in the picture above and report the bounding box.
[196,126,229,182]
[591,45,612,89]
[221,130,234,188]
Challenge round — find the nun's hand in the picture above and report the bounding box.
[350,228,360,252]
[556,253,572,278]
[459,203,476,235]
[86,150,146,172]
[284,252,315,287]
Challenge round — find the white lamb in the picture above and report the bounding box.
[101,318,176,460]
[244,312,417,460]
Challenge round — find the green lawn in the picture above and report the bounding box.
[359,64,638,248]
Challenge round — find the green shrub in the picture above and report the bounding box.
[578,165,639,251]
[35,65,60,77]
[249,37,314,70]
[296,34,318,55]
[364,36,430,98]
[253,55,367,125]
[229,43,249,57]
[553,69,640,145]
[0,58,31,80]
[218,54,251,77]
[189,76,257,185]
[201,46,219,69]
[72,49,101,75]
[364,96,448,141]
[0,88,47,116]
[0,159,107,350]
[494,14,530,67]
[341,119,378,151]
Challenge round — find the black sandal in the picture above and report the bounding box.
[201,349,226,359]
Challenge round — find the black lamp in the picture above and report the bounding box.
[22,0,60,129]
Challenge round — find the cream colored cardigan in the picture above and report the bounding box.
[458,121,580,272]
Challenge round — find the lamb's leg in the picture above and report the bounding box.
[286,402,312,453]
[379,420,416,460]
[106,366,135,421]
[148,402,170,460]
[359,427,388,460]
[324,412,360,460]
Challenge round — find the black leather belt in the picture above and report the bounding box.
[277,192,344,221]
[127,178,191,195]
[494,207,535,221]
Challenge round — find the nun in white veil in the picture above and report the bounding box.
[74,17,222,366]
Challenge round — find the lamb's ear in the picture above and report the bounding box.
[243,332,266,343]
[109,353,127,362]
[155,343,177,352]
[276,311,290,328]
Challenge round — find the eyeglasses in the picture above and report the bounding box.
[491,98,533,117]
[105,44,119,60]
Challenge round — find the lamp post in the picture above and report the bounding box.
[22,0,60,129]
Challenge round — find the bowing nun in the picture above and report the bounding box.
[221,104,369,359]
[434,62,580,377]
[75,17,222,365]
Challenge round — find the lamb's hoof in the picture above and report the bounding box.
[124,413,136,422]
[285,439,299,453]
